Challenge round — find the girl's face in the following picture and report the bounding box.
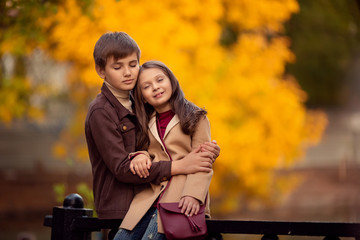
[138,67,172,113]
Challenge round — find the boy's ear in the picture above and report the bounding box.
[95,65,105,79]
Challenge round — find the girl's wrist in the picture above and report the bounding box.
[128,152,144,160]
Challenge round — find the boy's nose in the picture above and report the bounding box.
[123,67,131,76]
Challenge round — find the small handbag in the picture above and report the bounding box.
[155,116,208,239]
[158,200,207,240]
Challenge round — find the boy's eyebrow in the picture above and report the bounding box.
[111,61,123,66]
[112,59,138,65]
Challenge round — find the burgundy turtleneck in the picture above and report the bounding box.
[156,110,175,139]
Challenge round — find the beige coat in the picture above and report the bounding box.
[120,114,213,233]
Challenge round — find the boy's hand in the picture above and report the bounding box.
[200,140,220,163]
[130,154,152,178]
[181,145,213,173]
[178,196,201,217]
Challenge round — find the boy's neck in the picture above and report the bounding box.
[104,80,132,112]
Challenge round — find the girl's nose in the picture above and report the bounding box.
[152,83,159,91]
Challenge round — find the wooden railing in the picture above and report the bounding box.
[43,194,360,240]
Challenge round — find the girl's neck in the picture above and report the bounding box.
[157,109,174,117]
[155,105,172,114]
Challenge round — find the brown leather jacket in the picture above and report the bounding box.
[85,84,171,219]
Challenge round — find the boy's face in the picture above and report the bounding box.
[96,52,139,91]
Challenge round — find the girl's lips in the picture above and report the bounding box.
[154,92,164,98]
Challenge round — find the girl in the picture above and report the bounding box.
[114,61,213,240]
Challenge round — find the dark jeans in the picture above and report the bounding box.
[114,207,166,240]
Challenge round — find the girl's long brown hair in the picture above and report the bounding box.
[134,61,207,150]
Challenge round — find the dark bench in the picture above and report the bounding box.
[43,194,360,240]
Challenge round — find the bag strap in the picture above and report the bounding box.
[156,116,173,207]
[155,115,208,207]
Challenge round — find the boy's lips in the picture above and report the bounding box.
[123,79,134,84]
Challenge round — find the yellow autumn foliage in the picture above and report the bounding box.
[1,0,327,213]
[0,76,44,124]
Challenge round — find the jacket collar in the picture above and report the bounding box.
[149,112,179,145]
[101,83,135,119]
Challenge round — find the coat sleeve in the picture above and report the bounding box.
[87,108,171,185]
[181,116,213,204]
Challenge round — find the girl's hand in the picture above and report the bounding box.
[130,154,152,178]
[178,196,200,217]
[200,140,220,163]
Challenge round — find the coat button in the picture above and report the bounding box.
[122,125,127,131]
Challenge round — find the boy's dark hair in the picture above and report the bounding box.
[134,60,207,150]
[93,32,141,69]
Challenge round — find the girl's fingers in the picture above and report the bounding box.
[147,159,152,169]
[130,162,136,174]
[141,162,149,177]
[135,164,147,178]
[181,204,186,214]
[178,198,184,208]
[134,164,142,178]
[189,206,195,217]
[194,205,200,215]
[179,197,201,216]
[181,199,190,214]
[184,203,192,216]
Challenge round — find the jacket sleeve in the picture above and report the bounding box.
[128,151,151,160]
[88,108,171,185]
[181,116,213,204]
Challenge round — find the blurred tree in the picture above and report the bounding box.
[0,0,327,213]
[285,0,360,106]
[0,0,62,124]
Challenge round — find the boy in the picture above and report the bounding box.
[85,32,219,220]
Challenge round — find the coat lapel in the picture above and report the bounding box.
[163,114,179,139]
[148,113,180,145]
[148,115,162,147]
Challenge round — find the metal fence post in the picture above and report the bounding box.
[50,193,93,240]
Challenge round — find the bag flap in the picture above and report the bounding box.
[159,202,205,214]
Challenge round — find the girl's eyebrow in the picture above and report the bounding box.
[140,82,151,89]
[140,78,150,86]
[154,73,165,78]
[139,72,165,85]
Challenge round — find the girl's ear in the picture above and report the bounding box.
[95,65,105,79]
